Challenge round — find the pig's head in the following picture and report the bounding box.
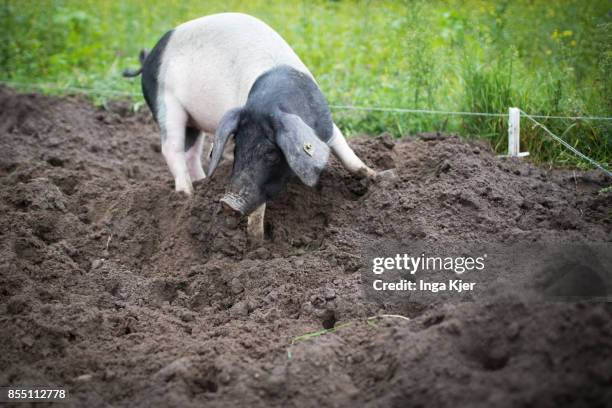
[207,108,330,216]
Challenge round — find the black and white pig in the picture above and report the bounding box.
[124,13,375,241]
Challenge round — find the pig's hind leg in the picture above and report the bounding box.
[185,127,207,181]
[160,96,193,195]
[328,124,376,178]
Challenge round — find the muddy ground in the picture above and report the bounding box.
[0,86,611,407]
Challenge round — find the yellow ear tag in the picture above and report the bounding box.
[303,142,314,157]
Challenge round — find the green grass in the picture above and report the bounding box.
[1,0,610,168]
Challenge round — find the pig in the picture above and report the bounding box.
[124,13,375,241]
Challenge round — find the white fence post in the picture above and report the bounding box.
[508,107,529,157]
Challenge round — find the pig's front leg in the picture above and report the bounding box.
[247,203,266,244]
[328,124,376,179]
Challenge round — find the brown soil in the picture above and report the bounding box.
[0,86,611,407]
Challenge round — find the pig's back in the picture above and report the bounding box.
[159,13,312,132]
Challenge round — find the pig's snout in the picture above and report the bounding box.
[220,192,248,216]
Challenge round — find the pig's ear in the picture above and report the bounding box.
[208,108,242,177]
[275,112,330,187]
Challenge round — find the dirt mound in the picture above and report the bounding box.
[0,85,611,407]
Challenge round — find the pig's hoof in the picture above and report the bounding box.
[356,166,377,179]
[374,169,398,182]
[175,189,193,197]
[247,234,264,247]
[246,223,265,246]
[175,183,194,196]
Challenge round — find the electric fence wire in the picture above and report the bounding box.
[2,81,610,176]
